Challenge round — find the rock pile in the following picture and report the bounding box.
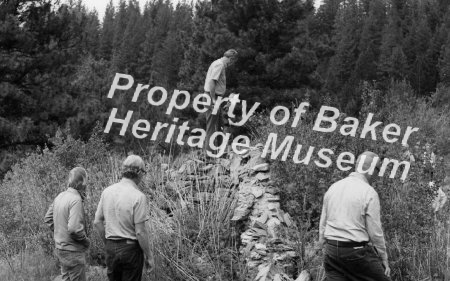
[161,146,311,281]
[161,155,233,204]
[229,145,310,281]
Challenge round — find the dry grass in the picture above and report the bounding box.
[1,81,450,280]
[0,147,246,280]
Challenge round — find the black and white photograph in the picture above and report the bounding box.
[1,0,450,280]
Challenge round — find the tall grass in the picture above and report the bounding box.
[1,81,449,280]
[0,232,59,281]
[0,132,245,280]
[245,81,450,280]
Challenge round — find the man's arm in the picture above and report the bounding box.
[68,199,90,248]
[366,191,390,276]
[207,61,226,104]
[44,202,54,231]
[134,194,152,267]
[318,194,328,246]
[94,194,106,245]
[136,222,152,259]
[94,221,106,245]
[207,79,217,103]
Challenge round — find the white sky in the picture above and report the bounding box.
[80,0,324,21]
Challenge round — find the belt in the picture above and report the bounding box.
[326,239,368,248]
[107,238,138,245]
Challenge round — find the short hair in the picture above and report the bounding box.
[68,167,87,190]
[224,49,238,58]
[356,151,381,174]
[122,155,145,179]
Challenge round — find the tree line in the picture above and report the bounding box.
[1,0,450,176]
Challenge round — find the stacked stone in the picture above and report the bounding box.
[230,145,310,281]
[161,147,311,281]
[161,157,232,202]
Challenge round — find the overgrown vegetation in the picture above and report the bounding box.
[1,81,450,280]
[2,0,450,280]
[2,0,450,174]
[248,81,450,280]
[0,127,246,280]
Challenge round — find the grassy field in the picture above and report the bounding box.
[1,82,450,280]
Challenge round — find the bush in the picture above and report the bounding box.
[247,81,450,279]
[1,81,449,280]
[0,129,245,280]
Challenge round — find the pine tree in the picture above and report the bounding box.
[119,0,144,74]
[355,0,386,81]
[111,0,128,69]
[403,11,433,95]
[435,5,450,86]
[378,2,407,81]
[148,0,175,85]
[0,0,100,147]
[151,2,193,88]
[100,0,115,60]
[439,39,450,86]
[82,11,100,57]
[326,0,362,111]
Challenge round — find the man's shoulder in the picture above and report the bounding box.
[130,186,146,199]
[328,175,374,193]
[102,180,125,192]
[102,183,116,193]
[54,190,82,206]
[103,179,144,197]
[328,176,352,189]
[211,58,225,68]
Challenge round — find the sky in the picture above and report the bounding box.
[80,0,324,21]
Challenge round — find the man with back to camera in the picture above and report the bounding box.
[319,151,391,281]
[203,49,238,153]
[44,167,90,281]
[94,155,153,281]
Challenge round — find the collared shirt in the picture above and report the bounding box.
[319,172,388,262]
[44,188,88,252]
[432,186,448,212]
[94,178,149,240]
[204,57,227,95]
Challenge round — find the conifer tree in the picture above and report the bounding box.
[111,0,128,69]
[439,39,450,86]
[378,3,407,80]
[326,0,362,111]
[100,0,115,60]
[355,0,386,81]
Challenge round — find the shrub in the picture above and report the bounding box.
[247,81,450,279]
[0,131,245,280]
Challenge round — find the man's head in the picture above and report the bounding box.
[68,167,88,194]
[355,151,381,183]
[223,49,238,66]
[122,155,146,184]
[442,176,450,193]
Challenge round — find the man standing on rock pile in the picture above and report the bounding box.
[319,151,391,281]
[203,49,238,154]
[94,155,153,281]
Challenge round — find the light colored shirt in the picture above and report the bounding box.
[204,57,227,95]
[432,186,448,212]
[94,178,149,240]
[319,172,388,262]
[44,188,88,252]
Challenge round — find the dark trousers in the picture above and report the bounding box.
[205,103,222,153]
[55,249,86,281]
[324,244,391,281]
[105,239,144,281]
